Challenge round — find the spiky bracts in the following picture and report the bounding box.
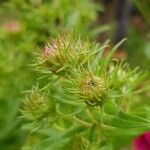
[34,32,107,76]
[21,87,53,120]
[63,68,107,106]
[29,32,146,112]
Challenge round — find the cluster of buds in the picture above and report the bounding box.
[21,32,149,150]
[33,33,144,108]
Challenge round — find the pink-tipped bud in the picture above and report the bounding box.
[43,42,58,59]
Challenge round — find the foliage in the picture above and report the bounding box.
[21,32,150,150]
[133,0,150,25]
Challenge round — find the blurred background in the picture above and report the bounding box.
[0,0,150,149]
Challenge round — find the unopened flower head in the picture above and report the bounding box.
[80,76,106,102]
[71,135,89,150]
[65,69,107,105]
[40,36,76,75]
[21,88,49,120]
[36,32,105,76]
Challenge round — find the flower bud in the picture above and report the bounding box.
[36,33,103,76]
[80,76,106,103]
[40,37,75,75]
[65,70,107,105]
[70,135,89,150]
[21,88,50,120]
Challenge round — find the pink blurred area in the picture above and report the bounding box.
[3,21,21,33]
[133,131,150,150]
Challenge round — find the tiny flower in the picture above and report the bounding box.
[133,131,150,150]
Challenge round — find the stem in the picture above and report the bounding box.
[73,116,92,127]
[100,106,104,125]
[85,108,97,123]
[53,124,65,132]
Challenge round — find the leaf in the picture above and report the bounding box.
[104,38,127,67]
[88,124,96,143]
[103,113,150,128]
[103,127,149,137]
[118,111,150,124]
[45,138,70,150]
[35,125,85,150]
[100,143,113,150]
[103,101,119,115]
[103,101,150,129]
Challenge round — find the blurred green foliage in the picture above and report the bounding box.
[133,0,150,25]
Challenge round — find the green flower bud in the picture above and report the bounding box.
[40,36,75,75]
[70,135,89,150]
[36,32,105,76]
[65,70,107,105]
[21,88,50,120]
[80,76,106,102]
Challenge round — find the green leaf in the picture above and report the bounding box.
[103,127,149,137]
[35,125,85,150]
[100,143,113,150]
[103,114,150,128]
[104,38,127,67]
[118,111,150,124]
[88,124,96,143]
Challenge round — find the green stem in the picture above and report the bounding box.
[73,116,92,127]
[53,124,65,131]
[100,106,104,125]
[85,108,97,123]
